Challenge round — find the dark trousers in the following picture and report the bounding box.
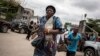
[26,29,31,40]
[66,50,76,56]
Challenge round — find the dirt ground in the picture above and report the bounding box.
[0,30,83,56]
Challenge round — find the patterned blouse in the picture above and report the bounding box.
[37,16,63,41]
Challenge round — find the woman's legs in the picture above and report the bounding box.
[26,30,31,40]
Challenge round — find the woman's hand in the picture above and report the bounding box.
[44,28,50,34]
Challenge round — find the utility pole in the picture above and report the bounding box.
[82,14,87,33]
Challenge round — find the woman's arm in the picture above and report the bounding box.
[49,29,62,34]
[44,28,64,34]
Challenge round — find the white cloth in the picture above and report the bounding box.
[56,31,68,44]
[56,34,61,44]
[56,34,64,44]
[45,17,53,29]
[64,31,69,38]
[45,17,53,41]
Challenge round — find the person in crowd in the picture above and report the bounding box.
[65,27,82,56]
[33,5,64,56]
[56,28,66,45]
[85,33,90,41]
[26,21,34,40]
[90,32,98,41]
[56,34,62,44]
[31,23,39,39]
[56,28,67,52]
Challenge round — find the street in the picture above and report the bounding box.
[0,30,83,56]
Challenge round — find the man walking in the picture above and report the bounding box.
[66,27,82,56]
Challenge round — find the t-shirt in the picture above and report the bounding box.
[67,32,81,52]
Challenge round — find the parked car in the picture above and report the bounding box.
[0,20,10,33]
[11,19,28,34]
[11,19,20,31]
[83,40,100,56]
[18,22,28,34]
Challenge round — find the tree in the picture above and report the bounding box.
[64,22,71,30]
[85,18,100,35]
[0,0,19,21]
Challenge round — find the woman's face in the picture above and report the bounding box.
[46,8,54,17]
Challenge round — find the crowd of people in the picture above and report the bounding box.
[25,5,98,56]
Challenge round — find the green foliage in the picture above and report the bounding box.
[6,12,17,21]
[64,22,71,30]
[0,0,19,21]
[86,19,100,35]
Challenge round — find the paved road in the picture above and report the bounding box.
[0,30,83,56]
